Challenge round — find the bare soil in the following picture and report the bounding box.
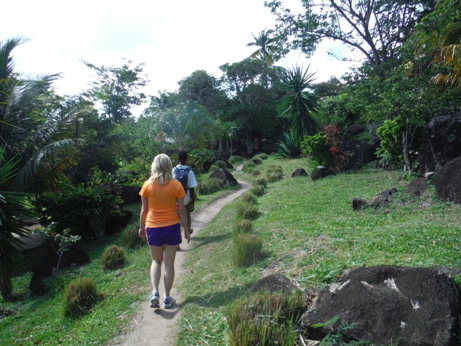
[109,178,250,346]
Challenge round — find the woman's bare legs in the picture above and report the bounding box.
[149,244,178,296]
[149,245,164,292]
[163,244,178,297]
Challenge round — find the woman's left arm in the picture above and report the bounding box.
[139,196,148,239]
[177,197,191,243]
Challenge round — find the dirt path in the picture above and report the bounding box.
[110,177,250,346]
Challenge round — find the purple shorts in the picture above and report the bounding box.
[146,223,182,247]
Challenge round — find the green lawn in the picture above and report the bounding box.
[1,155,460,345]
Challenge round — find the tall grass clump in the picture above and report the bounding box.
[63,278,100,317]
[254,153,268,160]
[266,165,284,182]
[243,161,256,173]
[226,290,305,345]
[232,233,263,267]
[102,244,127,270]
[241,191,258,205]
[235,202,260,220]
[254,177,267,188]
[250,157,263,165]
[229,155,244,165]
[121,226,146,249]
[197,177,225,195]
[232,219,254,234]
[250,184,265,197]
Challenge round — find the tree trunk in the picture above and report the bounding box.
[402,126,412,172]
[0,268,13,301]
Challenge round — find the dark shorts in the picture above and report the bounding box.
[146,223,182,247]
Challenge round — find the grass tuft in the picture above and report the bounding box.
[232,233,263,267]
[63,278,100,317]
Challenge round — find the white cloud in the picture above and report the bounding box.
[2,0,357,102]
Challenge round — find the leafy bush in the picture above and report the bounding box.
[226,290,305,346]
[250,184,265,197]
[121,226,146,249]
[232,233,263,267]
[188,149,215,173]
[208,164,221,173]
[241,192,258,205]
[376,116,404,167]
[63,278,100,317]
[301,132,332,167]
[196,178,225,195]
[232,219,254,234]
[102,245,127,270]
[235,203,260,220]
[34,183,123,239]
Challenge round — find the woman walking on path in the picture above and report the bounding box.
[139,154,191,309]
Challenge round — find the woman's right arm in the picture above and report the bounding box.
[139,196,148,239]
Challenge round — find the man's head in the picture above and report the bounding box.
[178,150,188,165]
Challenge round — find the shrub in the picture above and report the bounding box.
[250,184,265,197]
[196,178,225,195]
[63,278,100,317]
[236,203,260,221]
[232,219,254,234]
[232,233,263,267]
[188,149,215,173]
[102,245,127,270]
[301,132,332,167]
[121,226,146,249]
[208,164,221,173]
[34,183,123,239]
[276,131,302,158]
[226,290,305,346]
[241,192,258,205]
[212,160,227,169]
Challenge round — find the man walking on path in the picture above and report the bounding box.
[173,150,197,238]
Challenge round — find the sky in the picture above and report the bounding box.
[2,0,356,109]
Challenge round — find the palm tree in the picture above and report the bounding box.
[0,147,32,300]
[1,37,78,193]
[247,29,278,66]
[158,104,214,150]
[277,65,319,143]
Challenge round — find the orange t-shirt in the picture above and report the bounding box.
[139,179,186,228]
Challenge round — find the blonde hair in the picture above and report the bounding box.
[149,154,173,185]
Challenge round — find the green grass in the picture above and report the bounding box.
[175,155,461,344]
[2,156,460,345]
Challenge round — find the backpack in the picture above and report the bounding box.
[173,167,190,193]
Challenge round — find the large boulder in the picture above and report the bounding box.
[298,266,461,345]
[291,168,308,178]
[209,168,238,185]
[29,244,91,295]
[311,166,336,181]
[418,115,461,174]
[403,178,428,197]
[341,140,377,170]
[249,274,298,294]
[433,157,461,204]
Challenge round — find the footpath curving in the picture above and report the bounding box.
[110,177,250,346]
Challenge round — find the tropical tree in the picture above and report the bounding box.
[246,28,279,66]
[277,65,319,143]
[264,0,432,71]
[0,147,33,300]
[84,59,148,123]
[178,70,228,119]
[0,37,78,193]
[157,104,215,151]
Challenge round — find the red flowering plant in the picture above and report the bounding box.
[323,125,350,171]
